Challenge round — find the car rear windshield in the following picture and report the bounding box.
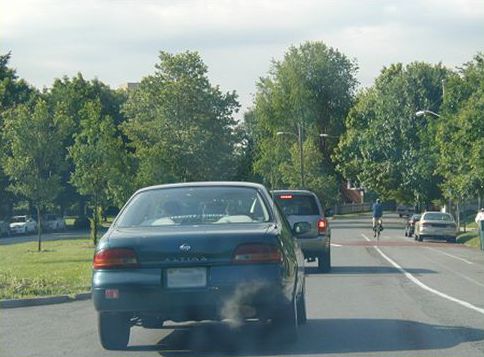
[116,186,271,227]
[423,213,453,221]
[10,217,26,223]
[274,194,320,216]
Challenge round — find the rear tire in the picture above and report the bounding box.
[447,237,456,243]
[318,250,331,273]
[98,313,130,350]
[296,287,307,325]
[272,297,298,343]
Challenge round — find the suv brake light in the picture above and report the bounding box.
[317,218,328,233]
[233,244,282,264]
[279,194,293,199]
[93,248,138,269]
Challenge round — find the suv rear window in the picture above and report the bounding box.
[274,194,320,216]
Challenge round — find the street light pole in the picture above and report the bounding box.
[298,123,305,188]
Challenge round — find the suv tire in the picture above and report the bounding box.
[318,250,331,273]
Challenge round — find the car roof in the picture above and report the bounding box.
[136,181,267,194]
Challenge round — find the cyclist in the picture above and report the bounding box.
[372,199,383,235]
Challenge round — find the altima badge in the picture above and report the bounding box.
[179,243,191,251]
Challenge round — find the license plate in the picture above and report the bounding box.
[166,267,207,288]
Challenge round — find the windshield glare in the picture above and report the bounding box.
[116,186,271,227]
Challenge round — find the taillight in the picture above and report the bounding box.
[233,244,282,264]
[317,218,328,234]
[93,248,138,269]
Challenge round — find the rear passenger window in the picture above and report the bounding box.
[274,195,319,216]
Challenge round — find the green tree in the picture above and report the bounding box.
[251,41,357,204]
[437,53,484,203]
[69,100,131,245]
[122,51,240,186]
[2,99,67,251]
[234,109,263,182]
[0,52,37,216]
[46,74,128,217]
[334,62,451,207]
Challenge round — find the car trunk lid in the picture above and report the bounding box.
[105,223,277,267]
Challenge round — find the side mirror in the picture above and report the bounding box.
[324,208,334,217]
[293,222,311,236]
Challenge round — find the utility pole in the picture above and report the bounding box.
[297,123,305,188]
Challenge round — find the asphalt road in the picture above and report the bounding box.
[2,214,484,357]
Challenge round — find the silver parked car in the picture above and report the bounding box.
[414,211,457,243]
[273,190,331,273]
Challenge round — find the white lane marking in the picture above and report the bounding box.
[426,247,473,265]
[331,243,343,247]
[361,233,484,316]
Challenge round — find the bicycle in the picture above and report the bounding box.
[373,218,383,240]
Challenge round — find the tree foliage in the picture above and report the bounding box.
[437,53,484,200]
[46,74,128,214]
[69,100,131,244]
[0,53,37,216]
[2,99,67,250]
[251,41,357,204]
[334,62,451,206]
[122,51,240,187]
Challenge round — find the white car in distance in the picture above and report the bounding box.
[9,215,37,235]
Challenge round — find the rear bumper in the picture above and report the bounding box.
[298,233,330,258]
[92,264,293,321]
[418,228,456,239]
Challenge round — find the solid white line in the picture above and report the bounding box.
[361,233,484,315]
[331,243,343,247]
[426,247,473,265]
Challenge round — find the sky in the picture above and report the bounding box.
[2,0,484,117]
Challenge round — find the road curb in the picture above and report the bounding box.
[0,292,91,309]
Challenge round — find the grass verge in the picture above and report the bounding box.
[457,231,481,249]
[0,239,93,300]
